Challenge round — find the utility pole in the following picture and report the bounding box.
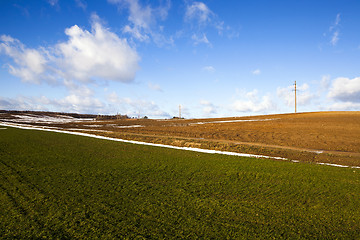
[294,81,297,113]
[179,104,181,119]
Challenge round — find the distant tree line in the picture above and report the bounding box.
[96,114,130,120]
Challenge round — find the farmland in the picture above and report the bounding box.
[1,110,360,167]
[0,126,359,238]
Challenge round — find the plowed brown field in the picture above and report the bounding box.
[2,111,360,167]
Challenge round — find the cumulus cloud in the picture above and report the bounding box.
[277,83,314,107]
[200,100,217,115]
[328,77,360,103]
[0,14,140,85]
[328,101,360,111]
[0,15,142,114]
[232,89,275,112]
[58,94,104,113]
[107,92,170,118]
[0,96,42,111]
[0,94,104,114]
[0,35,47,84]
[56,14,139,82]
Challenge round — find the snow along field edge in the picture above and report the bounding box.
[1,122,359,169]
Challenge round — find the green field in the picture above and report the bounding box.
[0,127,359,239]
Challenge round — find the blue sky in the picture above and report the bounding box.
[1,0,360,118]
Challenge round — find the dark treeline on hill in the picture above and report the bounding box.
[95,114,130,120]
[0,110,97,119]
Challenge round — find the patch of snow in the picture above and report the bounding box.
[7,115,94,123]
[311,150,324,154]
[66,128,112,132]
[0,127,7,129]
[101,124,143,128]
[316,162,360,169]
[115,125,143,128]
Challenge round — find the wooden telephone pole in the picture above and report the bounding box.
[294,81,297,113]
[179,104,181,119]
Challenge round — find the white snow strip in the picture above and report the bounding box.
[311,150,324,154]
[316,162,360,169]
[115,125,143,128]
[1,122,359,169]
[0,127,7,130]
[99,124,143,128]
[103,124,143,128]
[9,115,94,123]
[190,118,278,125]
[66,128,112,132]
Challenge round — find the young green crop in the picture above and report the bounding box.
[0,127,359,239]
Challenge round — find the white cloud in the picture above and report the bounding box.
[185,2,213,25]
[328,77,360,103]
[107,92,170,118]
[202,66,215,73]
[329,13,341,46]
[0,96,41,111]
[328,101,360,111]
[185,1,234,45]
[232,89,275,113]
[192,33,211,46]
[0,35,47,84]
[277,83,314,107]
[200,100,217,115]
[0,15,143,114]
[58,94,104,113]
[123,25,150,42]
[108,0,172,46]
[330,31,339,46]
[0,15,140,85]
[252,69,261,75]
[56,14,140,83]
[0,94,104,114]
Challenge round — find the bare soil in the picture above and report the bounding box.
[1,111,360,167]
